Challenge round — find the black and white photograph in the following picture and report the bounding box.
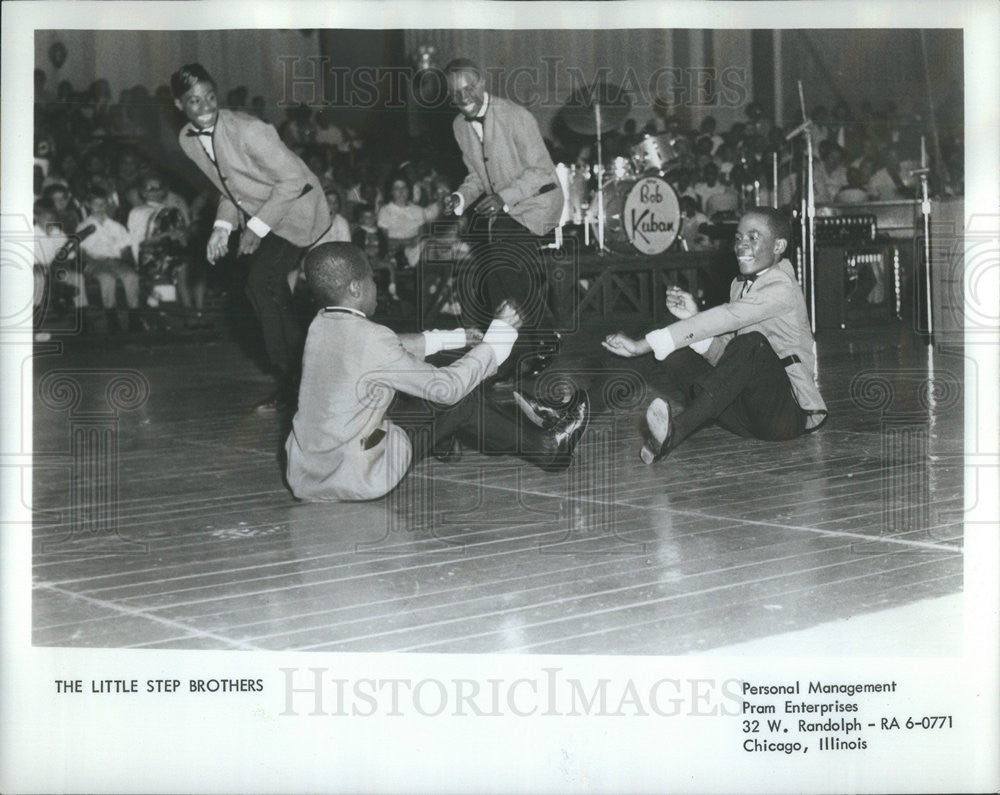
[2,1,997,792]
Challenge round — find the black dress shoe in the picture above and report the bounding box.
[539,390,590,471]
[432,435,463,463]
[640,397,672,465]
[512,390,565,428]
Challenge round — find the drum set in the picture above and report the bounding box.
[559,82,684,256]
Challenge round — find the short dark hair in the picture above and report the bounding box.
[304,243,371,305]
[41,183,69,202]
[744,206,792,244]
[84,184,110,204]
[170,63,216,99]
[444,58,483,81]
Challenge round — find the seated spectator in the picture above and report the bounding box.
[77,186,141,331]
[704,177,740,218]
[127,173,190,261]
[34,202,88,319]
[314,108,345,150]
[352,203,397,301]
[814,141,848,203]
[72,150,120,219]
[693,162,726,211]
[678,195,711,252]
[697,116,724,155]
[834,163,875,204]
[323,188,352,243]
[868,146,908,201]
[113,149,147,219]
[672,168,700,206]
[128,174,201,314]
[344,164,383,219]
[377,176,441,268]
[41,184,83,234]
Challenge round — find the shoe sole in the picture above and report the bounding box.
[640,398,670,465]
[512,390,548,428]
[540,393,590,472]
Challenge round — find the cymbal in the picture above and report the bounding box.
[560,82,631,135]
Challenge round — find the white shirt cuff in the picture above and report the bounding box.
[689,337,713,355]
[482,318,518,366]
[645,327,677,360]
[213,219,233,233]
[246,216,271,238]
[451,192,465,216]
[422,328,467,357]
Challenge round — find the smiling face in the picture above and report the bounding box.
[174,80,219,130]
[142,178,167,204]
[390,179,410,206]
[733,212,786,277]
[446,69,486,118]
[86,196,109,220]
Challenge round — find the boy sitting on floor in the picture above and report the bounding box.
[284,242,590,502]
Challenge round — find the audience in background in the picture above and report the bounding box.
[29,67,963,338]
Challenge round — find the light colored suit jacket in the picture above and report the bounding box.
[665,259,827,413]
[452,95,563,236]
[178,109,330,247]
[285,311,498,502]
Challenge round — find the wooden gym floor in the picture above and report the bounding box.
[30,316,964,655]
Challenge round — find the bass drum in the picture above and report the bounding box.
[589,175,681,255]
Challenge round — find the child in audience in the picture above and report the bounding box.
[34,202,88,320]
[77,186,141,331]
[352,203,397,301]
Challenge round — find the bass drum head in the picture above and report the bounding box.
[599,175,681,255]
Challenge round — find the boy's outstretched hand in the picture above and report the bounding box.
[602,333,651,358]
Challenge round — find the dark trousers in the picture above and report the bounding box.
[662,331,805,452]
[242,233,305,387]
[389,387,559,469]
[457,214,553,376]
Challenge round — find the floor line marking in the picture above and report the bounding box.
[416,472,962,553]
[34,583,262,651]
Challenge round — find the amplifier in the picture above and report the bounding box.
[814,214,878,245]
[814,243,900,330]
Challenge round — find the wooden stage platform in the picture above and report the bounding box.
[30,317,964,655]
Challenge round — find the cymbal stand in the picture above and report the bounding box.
[771,151,779,209]
[594,100,606,253]
[914,134,933,342]
[787,80,817,332]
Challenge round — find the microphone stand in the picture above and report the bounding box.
[786,116,816,333]
[912,135,933,342]
[771,151,779,209]
[594,100,606,254]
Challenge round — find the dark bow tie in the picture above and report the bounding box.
[465,114,486,124]
[737,271,761,283]
[186,128,213,137]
